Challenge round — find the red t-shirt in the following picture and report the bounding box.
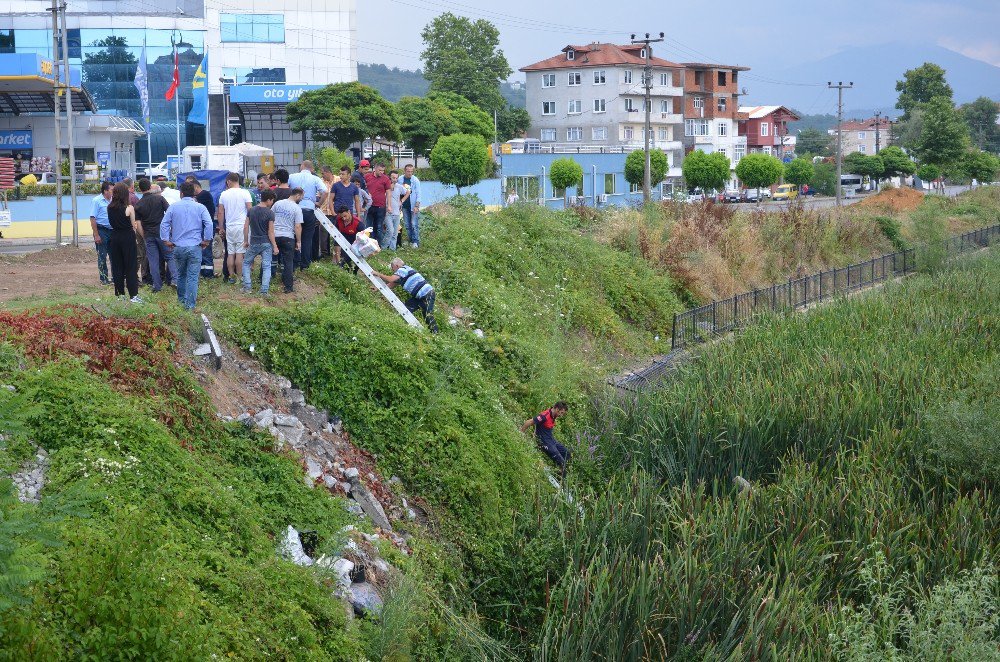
[364,173,392,208]
[336,214,361,235]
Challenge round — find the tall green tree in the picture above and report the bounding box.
[959,150,1000,186]
[913,96,969,171]
[895,62,953,120]
[430,133,489,194]
[681,150,731,194]
[287,82,400,150]
[420,13,512,113]
[624,150,668,191]
[783,158,815,188]
[496,105,531,143]
[427,92,494,144]
[960,97,1000,153]
[549,158,585,208]
[735,153,783,200]
[795,128,832,156]
[877,146,916,181]
[397,96,458,157]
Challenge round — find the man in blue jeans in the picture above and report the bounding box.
[161,181,213,310]
[89,181,114,284]
[520,402,571,478]
[400,164,421,248]
[241,189,278,295]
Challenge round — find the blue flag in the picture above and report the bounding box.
[133,45,150,130]
[187,53,208,125]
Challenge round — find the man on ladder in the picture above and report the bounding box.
[372,258,440,333]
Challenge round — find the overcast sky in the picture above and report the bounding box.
[357,0,1000,76]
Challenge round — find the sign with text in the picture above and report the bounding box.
[229,85,323,104]
[97,151,110,166]
[0,130,32,149]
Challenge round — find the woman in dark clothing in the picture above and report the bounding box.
[107,182,142,302]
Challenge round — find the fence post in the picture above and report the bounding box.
[671,312,677,349]
[712,300,717,334]
[733,294,738,329]
[771,283,776,310]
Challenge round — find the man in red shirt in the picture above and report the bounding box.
[520,401,570,477]
[334,205,361,273]
[363,162,392,250]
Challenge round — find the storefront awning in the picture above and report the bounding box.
[88,115,146,137]
[0,53,96,114]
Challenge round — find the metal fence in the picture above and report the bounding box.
[670,224,1000,350]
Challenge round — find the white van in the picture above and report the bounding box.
[501,138,541,154]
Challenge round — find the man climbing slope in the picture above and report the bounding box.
[521,402,570,477]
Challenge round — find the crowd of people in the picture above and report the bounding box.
[88,159,431,320]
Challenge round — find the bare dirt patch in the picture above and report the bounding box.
[0,246,99,304]
[856,187,925,214]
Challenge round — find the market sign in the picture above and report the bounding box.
[97,151,110,166]
[229,85,324,104]
[0,130,32,149]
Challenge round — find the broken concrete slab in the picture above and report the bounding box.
[349,478,392,532]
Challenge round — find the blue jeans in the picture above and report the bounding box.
[173,245,202,310]
[383,212,400,250]
[242,243,274,294]
[96,225,112,283]
[144,235,176,291]
[402,207,419,246]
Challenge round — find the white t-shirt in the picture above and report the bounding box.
[219,187,253,235]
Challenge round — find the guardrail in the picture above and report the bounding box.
[670,224,999,350]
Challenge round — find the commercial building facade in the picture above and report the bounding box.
[0,0,357,164]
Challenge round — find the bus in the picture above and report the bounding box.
[840,174,863,194]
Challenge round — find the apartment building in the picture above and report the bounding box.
[520,43,684,179]
[681,62,749,188]
[828,118,891,155]
[738,105,800,160]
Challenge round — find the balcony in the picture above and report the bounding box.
[620,140,683,152]
[652,112,683,124]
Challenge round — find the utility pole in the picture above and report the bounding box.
[50,0,62,244]
[59,1,78,245]
[631,31,664,204]
[828,81,853,207]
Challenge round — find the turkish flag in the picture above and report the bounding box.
[165,51,179,101]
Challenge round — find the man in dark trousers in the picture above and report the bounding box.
[185,176,217,278]
[521,402,570,477]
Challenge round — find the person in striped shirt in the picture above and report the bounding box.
[373,258,439,333]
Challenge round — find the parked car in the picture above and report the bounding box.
[723,189,741,203]
[741,189,761,203]
[773,184,798,201]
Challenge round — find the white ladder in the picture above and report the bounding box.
[314,209,425,331]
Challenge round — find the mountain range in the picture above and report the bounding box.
[743,42,1000,118]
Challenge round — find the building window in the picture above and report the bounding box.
[693,96,704,116]
[684,119,711,136]
[568,72,581,86]
[858,131,866,139]
[760,122,769,136]
[568,100,582,114]
[640,48,646,58]
[658,128,668,141]
[593,126,607,141]
[718,71,727,86]
[593,99,606,113]
[624,70,633,84]
[694,70,704,86]
[717,147,728,158]
[859,144,867,153]
[540,128,557,142]
[763,146,772,155]
[660,73,669,86]
[222,67,286,84]
[567,49,575,60]
[604,173,616,194]
[734,144,746,163]
[717,97,727,112]
[718,121,728,136]
[660,100,669,113]
[625,98,637,113]
[624,126,635,141]
[0,30,14,54]
[593,70,606,84]
[542,101,556,115]
[567,127,583,142]
[220,14,285,43]
[542,73,556,88]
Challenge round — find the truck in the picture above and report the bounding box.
[181,143,274,180]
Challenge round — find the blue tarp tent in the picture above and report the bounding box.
[177,170,230,204]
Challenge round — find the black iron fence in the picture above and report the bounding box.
[670,224,1000,350]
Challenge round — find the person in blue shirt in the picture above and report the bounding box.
[89,180,114,285]
[160,181,213,310]
[373,257,439,333]
[400,164,422,248]
[288,160,328,270]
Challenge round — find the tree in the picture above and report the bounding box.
[81,36,138,110]
[959,150,1000,186]
[428,92,494,144]
[430,133,489,194]
[397,96,458,157]
[810,162,838,196]
[624,150,668,191]
[917,163,941,191]
[313,147,354,173]
[796,128,832,156]
[878,146,916,181]
[287,82,400,150]
[892,108,925,150]
[783,158,815,188]
[496,105,531,143]
[844,152,884,178]
[681,150,730,194]
[735,153,783,200]
[913,96,969,171]
[896,62,953,120]
[420,12,512,113]
[549,158,584,208]
[960,97,1000,153]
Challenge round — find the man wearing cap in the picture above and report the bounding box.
[288,160,328,269]
[364,162,392,250]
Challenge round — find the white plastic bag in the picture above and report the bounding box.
[352,229,380,258]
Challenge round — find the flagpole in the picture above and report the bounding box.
[143,42,152,168]
[172,33,180,163]
[204,48,211,171]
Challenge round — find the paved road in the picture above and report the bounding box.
[727,185,966,212]
[0,239,94,256]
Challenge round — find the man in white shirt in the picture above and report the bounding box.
[288,160,328,270]
[272,188,304,294]
[217,172,253,284]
